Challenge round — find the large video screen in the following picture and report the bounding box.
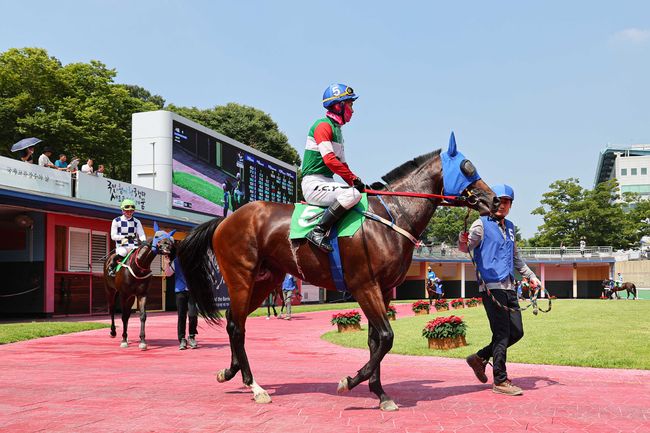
[171,120,296,217]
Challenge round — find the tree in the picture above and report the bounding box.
[167,103,300,166]
[423,207,479,244]
[530,178,637,249]
[0,48,163,181]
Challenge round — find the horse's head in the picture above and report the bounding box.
[152,222,177,257]
[441,132,499,216]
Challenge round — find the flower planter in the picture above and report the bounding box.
[428,335,467,350]
[388,315,396,321]
[435,306,449,312]
[414,310,429,316]
[337,323,361,333]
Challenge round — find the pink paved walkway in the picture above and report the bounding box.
[1,304,649,433]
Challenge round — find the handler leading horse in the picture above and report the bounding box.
[179,134,498,410]
[104,224,176,349]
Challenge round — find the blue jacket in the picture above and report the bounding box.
[173,258,188,293]
[282,275,296,291]
[474,216,515,283]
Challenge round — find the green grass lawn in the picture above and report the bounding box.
[173,171,225,205]
[0,322,109,344]
[322,299,650,370]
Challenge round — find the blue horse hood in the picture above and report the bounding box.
[441,132,481,196]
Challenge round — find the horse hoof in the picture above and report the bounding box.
[110,332,116,338]
[216,369,227,383]
[380,400,399,411]
[120,342,128,348]
[139,343,147,350]
[254,391,272,404]
[337,377,349,394]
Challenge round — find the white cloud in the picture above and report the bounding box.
[611,28,650,44]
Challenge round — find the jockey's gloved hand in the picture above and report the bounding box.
[352,177,366,193]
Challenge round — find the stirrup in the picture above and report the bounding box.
[306,231,333,253]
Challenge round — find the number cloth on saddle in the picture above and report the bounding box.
[289,194,369,239]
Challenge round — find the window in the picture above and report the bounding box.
[621,168,627,176]
[631,168,638,175]
[69,228,90,272]
[642,168,648,175]
[91,232,108,274]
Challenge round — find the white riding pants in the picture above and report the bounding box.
[116,245,137,257]
[301,174,361,209]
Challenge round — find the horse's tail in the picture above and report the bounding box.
[178,217,224,324]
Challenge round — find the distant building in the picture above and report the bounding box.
[594,144,650,200]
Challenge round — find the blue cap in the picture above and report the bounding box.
[492,184,515,201]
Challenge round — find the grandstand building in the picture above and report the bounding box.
[594,144,650,199]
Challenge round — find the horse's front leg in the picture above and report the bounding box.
[367,322,398,411]
[337,290,395,410]
[137,295,147,350]
[120,295,133,348]
[107,289,117,338]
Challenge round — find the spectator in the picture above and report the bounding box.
[38,147,56,169]
[55,154,67,169]
[278,274,297,320]
[441,241,447,256]
[580,239,586,257]
[560,242,566,258]
[67,156,80,173]
[96,164,105,177]
[20,146,35,164]
[81,158,94,175]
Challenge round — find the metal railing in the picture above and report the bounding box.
[413,244,618,261]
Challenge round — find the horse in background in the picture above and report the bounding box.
[601,279,637,300]
[178,133,498,410]
[104,223,176,349]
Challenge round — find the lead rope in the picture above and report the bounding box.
[463,209,552,315]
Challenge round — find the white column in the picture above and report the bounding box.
[540,264,546,298]
[461,263,466,298]
[572,266,578,298]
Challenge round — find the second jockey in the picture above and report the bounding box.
[301,83,364,253]
[108,199,147,277]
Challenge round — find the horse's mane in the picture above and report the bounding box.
[380,149,441,184]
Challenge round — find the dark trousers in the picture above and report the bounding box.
[476,289,523,384]
[176,291,198,342]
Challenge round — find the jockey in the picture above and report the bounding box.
[302,83,364,252]
[108,199,147,277]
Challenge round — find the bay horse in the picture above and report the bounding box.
[178,134,498,410]
[104,224,176,349]
[601,279,637,300]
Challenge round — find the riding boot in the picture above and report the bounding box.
[108,255,124,277]
[306,201,348,253]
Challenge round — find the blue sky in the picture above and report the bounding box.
[3,1,649,238]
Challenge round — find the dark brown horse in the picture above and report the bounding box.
[601,279,637,299]
[179,136,497,410]
[104,227,176,349]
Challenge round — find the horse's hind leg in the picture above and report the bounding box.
[137,296,147,350]
[367,322,398,411]
[338,288,396,410]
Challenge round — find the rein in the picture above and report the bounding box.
[124,245,154,280]
[463,209,552,315]
[364,188,478,206]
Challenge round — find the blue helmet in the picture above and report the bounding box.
[492,184,515,201]
[322,83,358,109]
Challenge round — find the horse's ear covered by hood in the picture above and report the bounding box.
[447,131,458,157]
